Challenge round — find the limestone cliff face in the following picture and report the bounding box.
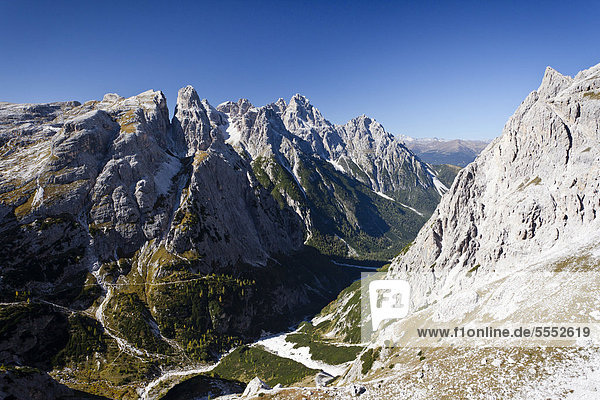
[171,85,216,156]
[313,63,600,400]
[165,87,304,270]
[388,64,600,309]
[0,88,304,300]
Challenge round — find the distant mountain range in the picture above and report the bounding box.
[398,135,490,166]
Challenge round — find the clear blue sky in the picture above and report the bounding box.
[1,0,598,140]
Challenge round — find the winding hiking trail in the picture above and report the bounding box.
[92,268,151,359]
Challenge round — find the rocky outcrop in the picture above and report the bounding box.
[241,377,271,398]
[315,370,335,387]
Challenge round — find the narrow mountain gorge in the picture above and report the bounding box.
[0,88,449,398]
[287,63,600,399]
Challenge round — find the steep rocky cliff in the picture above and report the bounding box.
[307,63,600,399]
[389,64,600,308]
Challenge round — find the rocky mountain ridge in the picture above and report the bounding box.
[220,93,445,199]
[213,91,448,259]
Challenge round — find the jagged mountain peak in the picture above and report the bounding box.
[172,86,217,155]
[237,98,254,109]
[288,93,311,106]
[270,97,287,115]
[345,114,374,129]
[342,114,393,146]
[217,98,255,118]
[283,93,328,130]
[275,97,287,107]
[175,85,202,110]
[346,113,379,129]
[286,94,317,116]
[537,66,573,99]
[211,90,441,205]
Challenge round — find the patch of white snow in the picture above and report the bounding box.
[399,203,424,217]
[154,156,181,195]
[375,191,395,202]
[254,331,346,376]
[225,116,242,145]
[328,159,346,173]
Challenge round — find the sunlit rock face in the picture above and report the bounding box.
[388,64,600,308]
[0,87,304,299]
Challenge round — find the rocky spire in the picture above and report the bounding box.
[172,85,213,156]
[537,66,573,99]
